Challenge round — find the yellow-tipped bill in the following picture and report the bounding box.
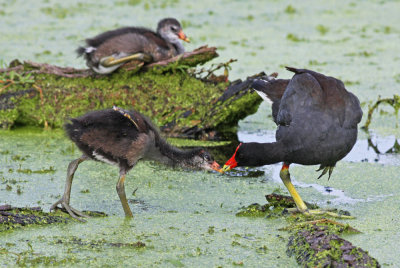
[221,165,232,173]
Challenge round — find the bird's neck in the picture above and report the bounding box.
[147,134,195,167]
[237,142,286,167]
[171,41,185,54]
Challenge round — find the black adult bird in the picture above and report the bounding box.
[222,67,362,216]
[77,18,190,74]
[51,107,221,221]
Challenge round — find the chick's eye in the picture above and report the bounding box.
[170,26,177,32]
[204,154,210,161]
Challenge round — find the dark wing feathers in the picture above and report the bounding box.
[252,79,290,123]
[285,67,362,127]
[64,109,151,159]
[85,27,152,48]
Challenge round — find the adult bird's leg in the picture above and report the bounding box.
[280,163,354,219]
[100,53,153,67]
[50,155,90,221]
[279,163,308,212]
[116,169,133,218]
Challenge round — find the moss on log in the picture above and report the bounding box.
[287,225,380,267]
[236,193,380,266]
[0,204,107,232]
[0,46,264,140]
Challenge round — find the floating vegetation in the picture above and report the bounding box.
[286,33,308,42]
[308,60,327,66]
[316,24,329,35]
[0,246,81,266]
[344,51,374,58]
[50,236,145,250]
[394,73,400,83]
[17,166,55,174]
[284,5,297,14]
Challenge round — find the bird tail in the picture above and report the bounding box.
[76,46,96,58]
[64,118,82,143]
[76,46,85,57]
[251,78,289,103]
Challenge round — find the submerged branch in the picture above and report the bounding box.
[362,95,400,130]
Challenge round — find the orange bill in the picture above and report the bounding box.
[211,161,223,173]
[178,30,190,42]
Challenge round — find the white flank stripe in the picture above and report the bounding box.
[93,151,118,166]
[254,89,273,104]
[85,46,96,53]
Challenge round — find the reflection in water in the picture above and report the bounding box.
[367,135,400,154]
[346,133,400,166]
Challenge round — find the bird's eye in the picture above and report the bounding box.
[204,154,210,161]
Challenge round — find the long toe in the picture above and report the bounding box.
[63,204,87,222]
[50,198,64,212]
[306,209,355,219]
[50,198,88,222]
[69,206,91,218]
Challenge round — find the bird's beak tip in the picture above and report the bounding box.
[178,30,190,42]
[211,161,223,173]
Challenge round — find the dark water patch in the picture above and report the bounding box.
[221,167,265,178]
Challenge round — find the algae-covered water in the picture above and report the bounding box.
[1,0,400,266]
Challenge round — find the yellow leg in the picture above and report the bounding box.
[279,164,308,212]
[116,173,133,218]
[101,53,152,67]
[279,163,354,219]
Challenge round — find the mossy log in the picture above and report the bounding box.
[0,46,264,140]
[287,225,380,267]
[0,204,106,232]
[0,204,68,232]
[236,193,380,266]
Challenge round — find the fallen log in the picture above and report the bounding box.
[0,46,265,140]
[236,193,380,267]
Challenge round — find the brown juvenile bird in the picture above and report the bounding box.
[77,18,190,74]
[222,67,362,217]
[50,107,221,221]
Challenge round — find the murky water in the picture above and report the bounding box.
[1,0,400,266]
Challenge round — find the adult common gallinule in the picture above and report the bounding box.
[77,18,190,74]
[50,106,221,221]
[222,67,362,216]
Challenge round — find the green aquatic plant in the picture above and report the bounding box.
[363,94,400,130]
[316,24,329,35]
[284,5,296,14]
[286,33,308,42]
